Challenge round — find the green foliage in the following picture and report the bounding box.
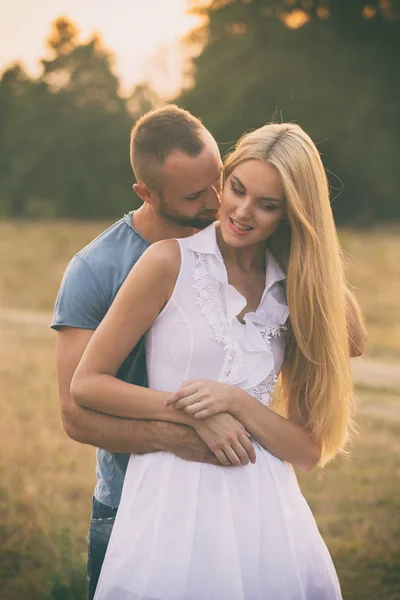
[0,17,161,219]
[179,0,400,224]
[1,7,399,223]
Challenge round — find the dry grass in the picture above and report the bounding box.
[0,322,95,599]
[297,391,400,600]
[339,226,400,359]
[0,219,111,313]
[0,322,399,599]
[0,220,399,358]
[0,220,399,598]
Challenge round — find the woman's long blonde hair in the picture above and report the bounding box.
[225,123,356,467]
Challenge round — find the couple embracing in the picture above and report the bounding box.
[52,105,366,600]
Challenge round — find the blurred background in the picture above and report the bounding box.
[0,1,399,599]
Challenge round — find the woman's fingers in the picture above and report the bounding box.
[173,393,202,410]
[164,384,199,407]
[223,446,242,467]
[233,445,249,466]
[185,400,213,416]
[214,449,231,466]
[164,393,176,406]
[192,408,214,419]
[231,439,252,466]
[239,432,257,464]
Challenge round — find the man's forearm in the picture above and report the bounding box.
[63,402,188,454]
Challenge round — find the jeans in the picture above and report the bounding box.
[87,496,118,600]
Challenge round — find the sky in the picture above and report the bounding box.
[0,0,203,97]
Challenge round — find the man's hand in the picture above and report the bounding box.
[159,423,219,465]
[194,413,256,467]
[56,328,253,467]
[165,379,237,419]
[56,327,218,462]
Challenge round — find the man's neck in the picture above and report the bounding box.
[131,204,197,244]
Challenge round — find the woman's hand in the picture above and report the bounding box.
[164,379,239,419]
[194,412,256,466]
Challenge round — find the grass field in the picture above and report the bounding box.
[0,220,399,599]
[1,219,400,358]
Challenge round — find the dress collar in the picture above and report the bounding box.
[187,221,287,291]
[189,223,288,391]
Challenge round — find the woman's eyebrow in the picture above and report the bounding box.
[232,175,282,203]
[232,175,246,190]
[260,196,282,204]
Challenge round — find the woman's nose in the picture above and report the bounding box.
[235,198,252,220]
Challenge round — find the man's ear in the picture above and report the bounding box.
[133,182,158,207]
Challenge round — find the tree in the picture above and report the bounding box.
[38,18,132,217]
[179,0,400,223]
[0,17,163,219]
[0,64,50,216]
[126,83,163,121]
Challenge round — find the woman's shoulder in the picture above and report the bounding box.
[120,240,182,307]
[136,239,181,281]
[145,239,181,262]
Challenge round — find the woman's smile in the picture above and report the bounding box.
[228,217,254,235]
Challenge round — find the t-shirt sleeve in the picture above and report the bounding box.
[51,254,108,331]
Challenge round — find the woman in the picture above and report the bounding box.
[71,123,355,599]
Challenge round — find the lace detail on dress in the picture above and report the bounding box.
[246,322,287,405]
[247,370,278,406]
[258,322,288,342]
[193,253,241,383]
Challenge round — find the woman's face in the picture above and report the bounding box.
[219,159,286,248]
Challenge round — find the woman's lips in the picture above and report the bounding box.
[228,217,254,236]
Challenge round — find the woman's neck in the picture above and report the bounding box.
[215,223,266,273]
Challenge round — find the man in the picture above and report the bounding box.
[52,105,366,599]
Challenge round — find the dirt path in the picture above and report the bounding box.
[1,307,400,393]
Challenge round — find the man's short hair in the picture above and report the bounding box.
[130,105,205,192]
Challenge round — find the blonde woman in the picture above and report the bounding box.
[71,123,358,599]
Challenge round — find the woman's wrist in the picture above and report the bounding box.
[229,387,250,419]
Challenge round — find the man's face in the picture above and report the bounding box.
[156,133,223,229]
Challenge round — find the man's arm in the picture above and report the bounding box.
[56,326,217,463]
[344,287,367,357]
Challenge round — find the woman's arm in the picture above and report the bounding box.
[70,239,194,428]
[166,380,321,470]
[71,241,256,466]
[230,391,321,470]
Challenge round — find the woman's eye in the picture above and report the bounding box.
[231,183,245,196]
[261,205,278,212]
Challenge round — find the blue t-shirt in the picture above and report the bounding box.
[51,212,150,508]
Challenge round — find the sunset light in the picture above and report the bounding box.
[0,0,202,97]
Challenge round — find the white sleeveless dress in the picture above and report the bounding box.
[94,223,343,600]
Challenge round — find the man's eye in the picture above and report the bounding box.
[185,192,201,200]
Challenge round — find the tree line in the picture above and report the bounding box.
[0,1,399,224]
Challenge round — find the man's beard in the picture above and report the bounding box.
[158,203,217,230]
